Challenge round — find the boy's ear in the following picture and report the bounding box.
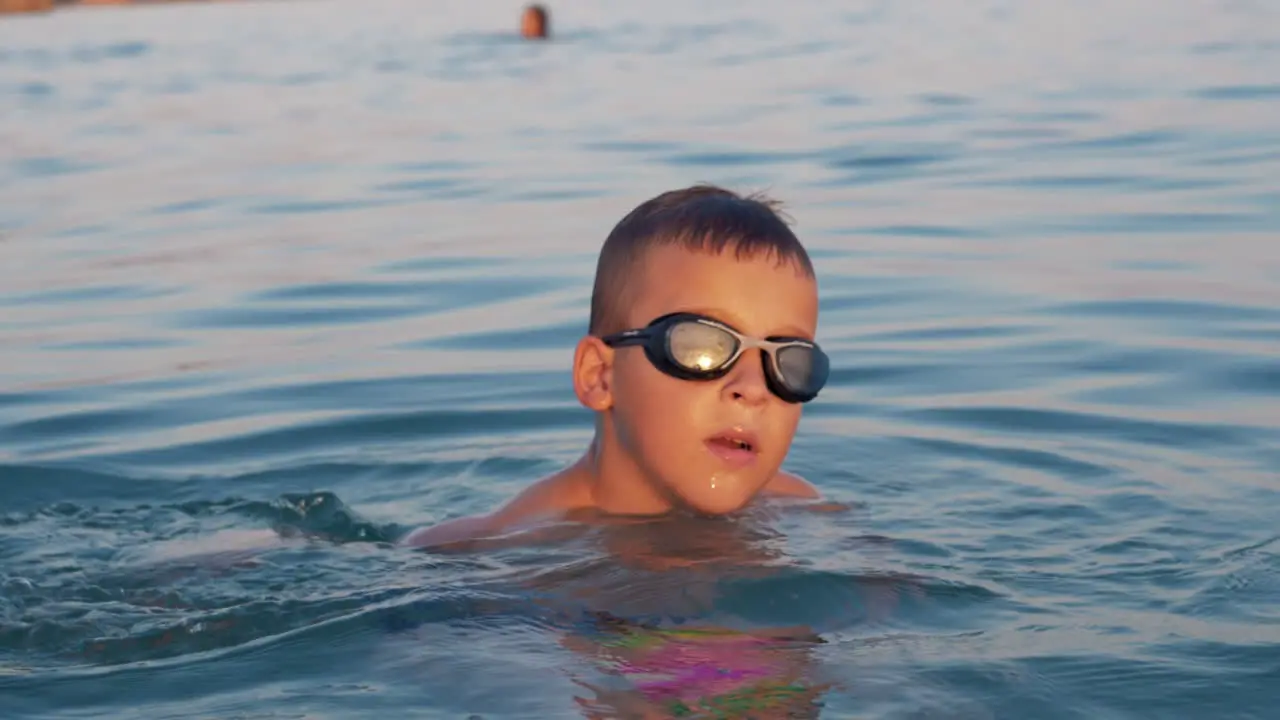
[572,335,614,411]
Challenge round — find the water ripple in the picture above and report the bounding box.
[909,406,1261,450]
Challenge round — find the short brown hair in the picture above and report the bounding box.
[588,184,814,335]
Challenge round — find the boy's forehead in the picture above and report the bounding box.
[628,243,818,333]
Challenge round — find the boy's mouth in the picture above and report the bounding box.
[704,428,760,467]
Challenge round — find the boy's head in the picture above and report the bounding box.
[520,4,549,39]
[573,185,825,516]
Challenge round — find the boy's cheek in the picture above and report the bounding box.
[771,405,804,448]
[614,358,685,407]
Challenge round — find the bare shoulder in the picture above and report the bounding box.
[762,469,821,499]
[400,468,590,549]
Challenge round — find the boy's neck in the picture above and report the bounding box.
[579,430,677,517]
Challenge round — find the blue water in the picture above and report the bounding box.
[2,0,1279,717]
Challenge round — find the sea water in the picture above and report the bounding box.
[1,0,1278,717]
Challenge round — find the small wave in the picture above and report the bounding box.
[87,406,588,470]
[715,567,1009,634]
[908,406,1261,451]
[0,464,165,513]
[231,491,406,544]
[0,490,499,672]
[827,150,952,171]
[1047,129,1184,152]
[899,436,1113,482]
[1038,211,1274,235]
[1042,299,1280,324]
[1192,84,1280,101]
[663,148,814,168]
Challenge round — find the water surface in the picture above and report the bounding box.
[2,0,1278,717]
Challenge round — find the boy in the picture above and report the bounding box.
[402,184,830,549]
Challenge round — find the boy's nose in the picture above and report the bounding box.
[721,350,770,405]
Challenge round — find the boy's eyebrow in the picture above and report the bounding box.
[682,307,814,340]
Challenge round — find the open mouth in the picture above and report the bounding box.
[710,436,754,452]
[705,429,760,463]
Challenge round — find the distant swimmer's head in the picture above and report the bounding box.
[521,4,550,39]
[572,184,826,516]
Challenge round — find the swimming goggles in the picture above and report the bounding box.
[599,312,830,404]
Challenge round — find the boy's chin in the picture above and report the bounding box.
[669,479,759,517]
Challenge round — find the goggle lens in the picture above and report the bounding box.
[668,321,737,372]
[775,344,827,398]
